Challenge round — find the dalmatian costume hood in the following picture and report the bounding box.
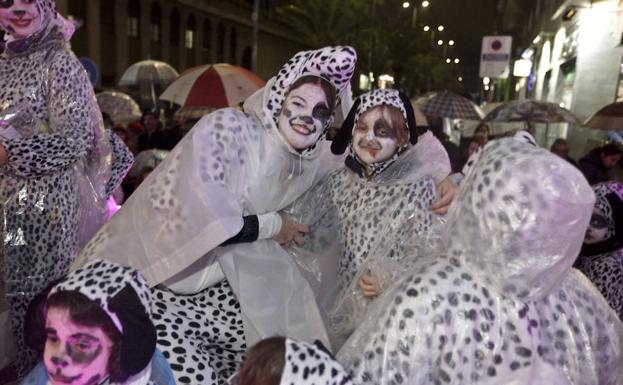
[280,339,353,385]
[284,89,450,349]
[72,47,357,378]
[337,138,623,385]
[576,182,623,318]
[0,0,120,376]
[22,259,174,385]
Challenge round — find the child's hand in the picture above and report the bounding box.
[431,176,458,215]
[359,274,381,298]
[273,215,310,246]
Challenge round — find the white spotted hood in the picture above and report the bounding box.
[445,138,594,301]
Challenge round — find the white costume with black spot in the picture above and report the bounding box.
[575,182,623,319]
[0,0,114,376]
[338,138,623,385]
[73,47,357,384]
[286,89,449,348]
[281,339,353,385]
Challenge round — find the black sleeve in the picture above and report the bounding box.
[221,215,260,246]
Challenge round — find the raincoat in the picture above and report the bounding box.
[338,137,623,385]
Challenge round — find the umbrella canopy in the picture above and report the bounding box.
[96,91,141,124]
[128,149,169,178]
[484,100,581,124]
[118,60,179,87]
[160,64,265,118]
[585,101,623,131]
[419,91,484,121]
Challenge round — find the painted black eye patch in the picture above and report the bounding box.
[0,0,14,9]
[312,103,331,122]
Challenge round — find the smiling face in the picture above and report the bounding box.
[584,207,609,244]
[352,106,407,166]
[0,0,42,39]
[277,82,333,150]
[44,307,114,385]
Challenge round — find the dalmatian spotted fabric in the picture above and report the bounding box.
[576,182,623,319]
[338,138,623,385]
[151,281,247,385]
[0,0,112,376]
[280,339,353,385]
[51,259,152,318]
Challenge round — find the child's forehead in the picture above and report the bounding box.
[45,306,105,339]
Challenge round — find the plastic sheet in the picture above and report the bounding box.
[337,138,623,385]
[285,131,449,350]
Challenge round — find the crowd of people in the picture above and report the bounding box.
[0,1,622,385]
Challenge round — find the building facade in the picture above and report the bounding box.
[55,0,307,88]
[508,0,623,157]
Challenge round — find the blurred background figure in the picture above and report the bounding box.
[550,138,577,167]
[579,144,623,185]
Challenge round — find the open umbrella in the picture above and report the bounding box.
[484,100,581,124]
[585,101,623,131]
[419,91,484,121]
[160,63,265,119]
[119,60,179,110]
[96,91,141,124]
[484,100,581,145]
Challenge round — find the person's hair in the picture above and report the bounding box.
[101,112,114,128]
[358,105,409,146]
[46,291,126,382]
[550,138,568,150]
[474,123,490,136]
[285,75,337,114]
[601,144,623,157]
[238,336,286,385]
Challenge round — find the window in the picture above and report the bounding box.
[185,15,196,49]
[170,8,180,47]
[151,3,161,43]
[128,0,140,38]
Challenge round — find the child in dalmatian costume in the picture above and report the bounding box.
[237,337,353,385]
[576,182,623,319]
[0,0,132,377]
[73,46,360,384]
[285,89,450,349]
[338,137,623,385]
[21,259,175,385]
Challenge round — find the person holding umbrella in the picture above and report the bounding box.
[578,144,622,185]
[0,0,114,378]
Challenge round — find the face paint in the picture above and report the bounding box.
[277,83,331,150]
[352,107,401,166]
[44,307,114,385]
[584,208,609,244]
[0,0,42,39]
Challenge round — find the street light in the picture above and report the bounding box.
[448,40,455,46]
[422,0,430,7]
[446,58,451,64]
[423,25,430,31]
[437,39,443,45]
[454,58,460,64]
[458,76,463,82]
[402,1,410,8]
[437,25,444,31]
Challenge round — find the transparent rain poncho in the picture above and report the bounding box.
[0,0,113,375]
[337,138,623,385]
[285,131,450,349]
[73,46,358,348]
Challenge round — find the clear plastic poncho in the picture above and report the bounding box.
[285,131,450,349]
[73,46,358,348]
[0,0,111,306]
[337,138,623,385]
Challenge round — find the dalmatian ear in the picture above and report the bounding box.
[24,278,63,352]
[398,92,418,145]
[331,98,361,155]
